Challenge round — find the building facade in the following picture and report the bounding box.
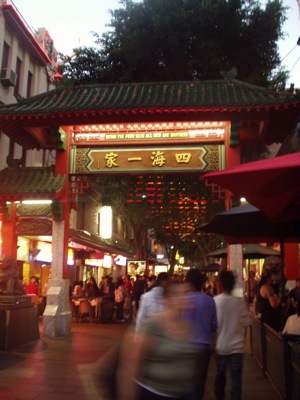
[0,0,56,170]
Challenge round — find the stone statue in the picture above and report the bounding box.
[0,254,25,295]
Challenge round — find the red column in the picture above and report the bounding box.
[284,243,300,280]
[225,120,241,209]
[54,126,71,279]
[1,202,17,258]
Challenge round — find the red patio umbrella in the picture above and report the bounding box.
[202,152,300,222]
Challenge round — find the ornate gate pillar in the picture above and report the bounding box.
[43,126,72,337]
[43,220,72,337]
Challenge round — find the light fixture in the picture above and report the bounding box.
[22,200,52,204]
[99,206,112,239]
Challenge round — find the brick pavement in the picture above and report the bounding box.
[0,321,281,400]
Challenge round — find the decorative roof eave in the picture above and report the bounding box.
[2,3,51,65]
[1,103,298,150]
[1,101,297,122]
[0,166,66,201]
[0,79,299,149]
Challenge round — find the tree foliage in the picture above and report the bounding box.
[61,0,288,87]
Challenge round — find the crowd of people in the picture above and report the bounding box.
[116,269,251,400]
[115,269,300,400]
[26,267,300,398]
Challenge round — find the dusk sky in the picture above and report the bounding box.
[12,0,300,87]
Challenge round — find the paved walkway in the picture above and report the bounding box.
[0,321,281,400]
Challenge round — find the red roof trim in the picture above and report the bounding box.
[0,102,296,121]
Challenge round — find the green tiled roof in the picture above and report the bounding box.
[0,79,299,149]
[0,166,66,200]
[0,79,298,115]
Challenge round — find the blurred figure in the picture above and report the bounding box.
[117,282,196,400]
[100,276,115,299]
[146,275,157,291]
[289,277,300,307]
[115,277,127,323]
[183,268,218,400]
[85,276,99,298]
[72,280,85,298]
[244,271,258,303]
[282,302,300,335]
[26,276,39,295]
[123,274,133,320]
[135,272,169,334]
[214,270,251,400]
[132,274,147,314]
[211,275,218,296]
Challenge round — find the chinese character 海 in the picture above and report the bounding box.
[151,150,166,167]
[105,152,118,168]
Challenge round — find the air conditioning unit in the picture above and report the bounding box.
[0,68,17,87]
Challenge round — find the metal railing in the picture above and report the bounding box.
[250,315,300,400]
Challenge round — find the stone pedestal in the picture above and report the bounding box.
[0,296,40,350]
[43,278,71,337]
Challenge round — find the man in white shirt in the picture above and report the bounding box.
[135,272,169,334]
[214,270,251,400]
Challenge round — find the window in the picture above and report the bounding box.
[1,42,9,71]
[14,57,22,97]
[26,71,33,98]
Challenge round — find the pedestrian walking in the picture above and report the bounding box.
[214,270,251,400]
[182,268,218,400]
[135,272,169,334]
[117,282,197,400]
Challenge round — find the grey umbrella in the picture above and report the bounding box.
[198,203,300,297]
[197,263,220,273]
[207,243,281,259]
[198,203,300,243]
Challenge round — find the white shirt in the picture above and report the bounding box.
[214,293,251,355]
[282,314,300,335]
[135,287,166,333]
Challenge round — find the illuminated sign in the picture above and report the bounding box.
[85,259,103,267]
[71,145,224,173]
[72,121,227,146]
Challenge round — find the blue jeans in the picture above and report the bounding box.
[187,347,211,400]
[215,353,243,400]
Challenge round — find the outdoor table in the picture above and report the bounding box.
[71,297,102,320]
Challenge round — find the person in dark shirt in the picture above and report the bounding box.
[253,271,282,330]
[132,275,147,313]
[289,278,300,305]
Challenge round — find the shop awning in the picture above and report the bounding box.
[69,229,135,258]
